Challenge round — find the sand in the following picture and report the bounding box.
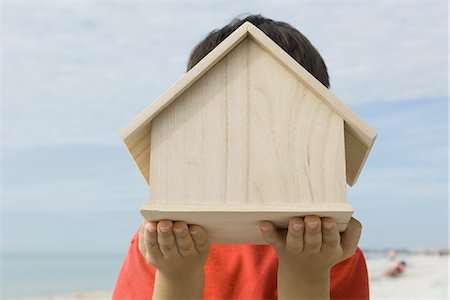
[21,291,112,300]
[367,254,449,299]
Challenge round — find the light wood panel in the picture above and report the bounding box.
[119,23,252,184]
[149,38,346,208]
[246,39,346,205]
[149,47,228,205]
[141,203,353,244]
[247,25,377,185]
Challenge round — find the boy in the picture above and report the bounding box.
[113,15,369,300]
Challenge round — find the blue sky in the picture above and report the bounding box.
[3,2,448,254]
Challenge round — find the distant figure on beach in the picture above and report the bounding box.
[384,260,407,277]
[388,249,397,260]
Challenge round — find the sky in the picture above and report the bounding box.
[2,1,448,254]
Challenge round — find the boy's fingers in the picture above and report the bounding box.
[138,222,146,255]
[189,225,210,254]
[144,221,163,260]
[157,220,180,258]
[321,218,341,253]
[340,218,362,259]
[259,221,285,250]
[286,217,304,253]
[173,222,197,257]
[303,216,322,253]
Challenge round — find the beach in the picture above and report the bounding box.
[367,253,449,299]
[8,253,449,300]
[18,291,112,300]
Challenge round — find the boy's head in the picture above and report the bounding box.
[187,14,330,88]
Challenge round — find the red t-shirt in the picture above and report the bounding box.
[113,230,369,299]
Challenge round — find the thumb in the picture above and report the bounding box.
[340,218,362,259]
[259,221,286,250]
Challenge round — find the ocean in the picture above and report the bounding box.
[2,252,124,299]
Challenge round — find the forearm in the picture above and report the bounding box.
[152,270,205,300]
[278,266,330,300]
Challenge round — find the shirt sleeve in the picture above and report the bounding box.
[112,228,156,300]
[330,248,370,300]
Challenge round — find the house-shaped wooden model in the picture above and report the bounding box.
[119,22,377,244]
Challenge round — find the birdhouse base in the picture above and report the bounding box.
[141,203,353,244]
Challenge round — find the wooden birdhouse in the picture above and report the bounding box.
[119,22,377,244]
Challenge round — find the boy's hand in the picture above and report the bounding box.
[138,220,210,280]
[259,216,362,299]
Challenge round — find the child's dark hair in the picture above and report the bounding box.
[187,14,330,88]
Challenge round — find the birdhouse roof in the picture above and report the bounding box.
[119,21,377,186]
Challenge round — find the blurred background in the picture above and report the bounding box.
[2,1,448,299]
